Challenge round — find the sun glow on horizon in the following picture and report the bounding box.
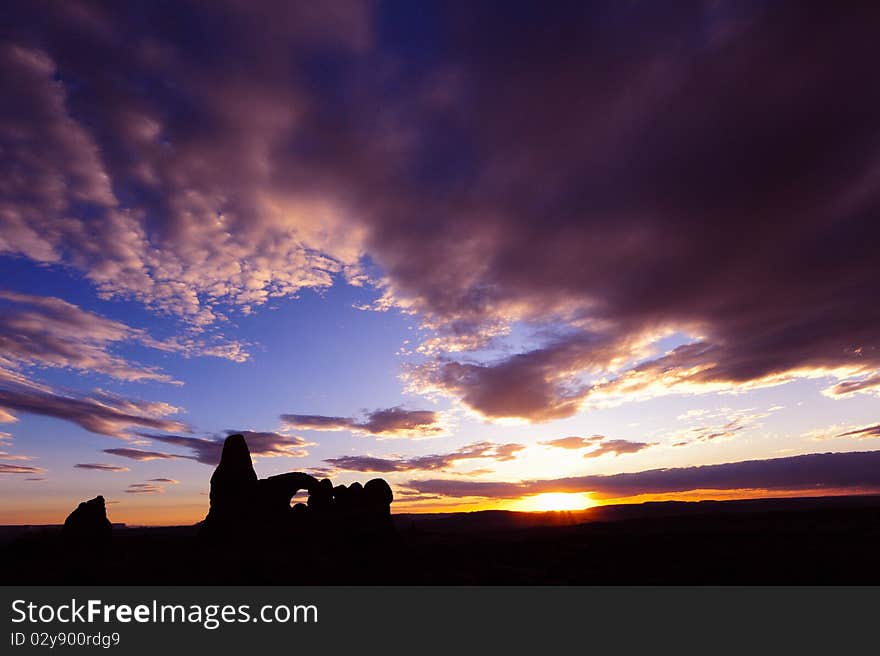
[510,492,597,512]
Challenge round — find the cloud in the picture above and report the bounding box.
[74,463,130,472]
[668,406,783,447]
[671,423,744,447]
[0,290,173,382]
[126,476,179,493]
[140,430,311,465]
[0,380,187,438]
[325,441,524,473]
[540,436,604,450]
[406,333,638,422]
[282,407,444,438]
[0,291,249,384]
[103,448,185,461]
[836,424,880,439]
[380,4,880,420]
[407,450,880,500]
[582,439,654,459]
[0,452,32,461]
[125,483,164,494]
[0,463,46,474]
[0,2,878,424]
[393,489,447,504]
[539,434,653,458]
[0,6,370,328]
[824,373,880,398]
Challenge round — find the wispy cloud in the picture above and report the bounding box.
[325,441,524,473]
[539,435,654,458]
[0,463,46,474]
[665,406,783,448]
[125,483,165,494]
[836,424,880,439]
[407,451,880,500]
[0,291,249,386]
[103,448,186,462]
[74,463,130,472]
[139,430,311,465]
[824,374,880,398]
[0,451,32,461]
[0,383,186,438]
[125,477,179,494]
[282,407,444,438]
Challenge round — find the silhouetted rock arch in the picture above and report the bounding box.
[257,472,320,518]
[201,433,394,541]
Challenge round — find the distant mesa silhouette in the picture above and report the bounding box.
[201,433,394,540]
[62,494,112,550]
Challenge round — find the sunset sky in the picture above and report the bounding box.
[2,1,880,525]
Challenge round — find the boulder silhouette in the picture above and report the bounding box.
[308,478,334,513]
[364,478,393,512]
[361,478,395,534]
[347,481,364,502]
[62,495,112,549]
[201,434,258,537]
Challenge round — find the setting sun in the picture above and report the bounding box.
[512,493,597,512]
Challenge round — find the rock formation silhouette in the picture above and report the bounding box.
[201,433,394,541]
[62,494,112,550]
[257,471,320,521]
[201,433,259,538]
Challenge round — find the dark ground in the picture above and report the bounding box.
[3,494,880,584]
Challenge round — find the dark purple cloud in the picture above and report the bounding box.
[141,430,311,465]
[0,2,878,422]
[825,374,880,398]
[0,291,173,383]
[147,477,178,484]
[0,463,46,474]
[837,424,880,439]
[408,450,880,500]
[325,441,524,473]
[125,483,164,494]
[0,291,247,392]
[282,407,443,437]
[103,447,185,462]
[394,492,443,503]
[387,3,880,419]
[74,463,129,472]
[0,383,187,438]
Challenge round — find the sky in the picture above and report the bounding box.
[1,1,880,525]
